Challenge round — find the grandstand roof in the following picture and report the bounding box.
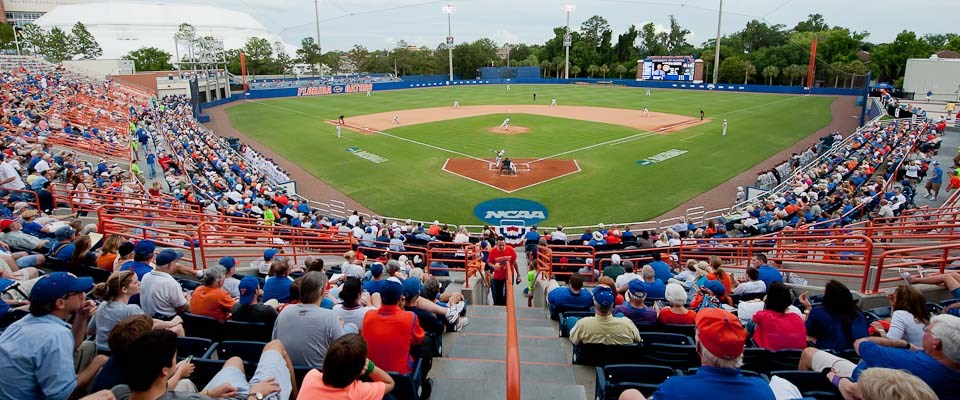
[34,2,295,61]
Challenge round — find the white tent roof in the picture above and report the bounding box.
[34,1,295,61]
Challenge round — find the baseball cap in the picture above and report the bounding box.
[402,277,422,299]
[219,256,236,270]
[0,219,14,231]
[54,226,76,241]
[370,263,383,278]
[592,285,615,308]
[30,272,94,304]
[704,280,726,297]
[380,279,403,304]
[155,249,183,266]
[628,279,648,298]
[237,276,260,305]
[134,240,156,256]
[263,248,278,261]
[695,308,747,359]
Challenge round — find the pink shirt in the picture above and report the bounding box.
[297,370,386,400]
[752,310,807,351]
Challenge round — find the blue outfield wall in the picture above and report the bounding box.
[199,77,862,111]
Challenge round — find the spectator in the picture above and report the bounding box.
[803,280,868,352]
[190,265,236,322]
[644,309,775,400]
[598,276,625,306]
[871,285,929,347]
[827,368,936,400]
[616,280,657,326]
[332,277,378,332]
[751,282,806,351]
[95,235,123,271]
[253,248,280,278]
[114,241,135,271]
[602,254,625,281]
[732,267,766,297]
[551,225,568,243]
[361,278,425,375]
[614,261,639,293]
[118,239,156,280]
[637,265,666,299]
[273,271,344,367]
[753,254,783,288]
[69,235,98,273]
[0,272,109,400]
[547,273,593,318]
[231,276,279,326]
[263,259,294,304]
[691,280,732,310]
[89,314,194,393]
[569,286,641,345]
[799,314,960,399]
[89,271,183,352]
[0,218,49,254]
[112,329,296,400]
[363,263,386,295]
[47,225,78,265]
[647,252,673,283]
[658,283,696,325]
[403,277,445,338]
[140,249,190,320]
[215,256,241,297]
[297,333,395,399]
[340,251,364,279]
[487,236,520,306]
[707,256,733,295]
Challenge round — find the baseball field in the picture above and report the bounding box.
[225,84,836,226]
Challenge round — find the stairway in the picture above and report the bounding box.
[430,304,589,400]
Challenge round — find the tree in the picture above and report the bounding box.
[242,37,273,75]
[613,25,639,63]
[739,20,787,53]
[946,36,960,52]
[599,64,610,78]
[793,14,828,32]
[19,24,45,55]
[580,15,610,48]
[69,22,101,59]
[43,27,73,63]
[0,23,15,51]
[587,64,599,78]
[274,41,293,75]
[639,22,666,56]
[761,65,779,85]
[320,51,341,74]
[665,15,691,55]
[782,64,804,86]
[345,45,369,73]
[743,61,756,84]
[570,65,581,77]
[296,37,323,74]
[123,47,173,71]
[540,59,552,78]
[614,64,627,78]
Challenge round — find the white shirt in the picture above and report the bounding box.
[140,270,187,318]
[732,280,767,296]
[615,272,640,291]
[0,162,24,190]
[552,231,567,243]
[34,159,51,174]
[888,310,926,347]
[346,215,360,226]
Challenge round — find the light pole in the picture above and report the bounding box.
[712,0,723,84]
[442,4,456,81]
[314,0,322,77]
[562,4,576,80]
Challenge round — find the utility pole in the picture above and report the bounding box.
[563,4,576,80]
[443,4,456,81]
[712,0,723,84]
[315,0,322,77]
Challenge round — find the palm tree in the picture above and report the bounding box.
[762,65,779,85]
[743,62,756,84]
[599,64,610,78]
[783,64,803,86]
[587,64,599,78]
[831,61,845,88]
[847,60,868,88]
[615,64,628,79]
[540,60,552,78]
[571,65,581,78]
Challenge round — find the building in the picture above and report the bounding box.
[32,1,294,59]
[903,56,960,102]
[1,0,85,27]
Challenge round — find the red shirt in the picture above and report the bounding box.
[488,245,518,280]
[752,310,807,351]
[657,308,696,325]
[361,305,424,374]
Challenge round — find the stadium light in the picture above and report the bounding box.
[712,0,723,84]
[562,4,576,79]
[442,4,456,81]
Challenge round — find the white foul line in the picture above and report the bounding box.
[441,158,583,193]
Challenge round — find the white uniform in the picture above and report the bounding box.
[453,100,460,108]
[393,116,400,124]
[722,120,728,136]
[506,85,511,91]
[336,124,342,139]
[645,89,651,96]
[642,107,649,117]
[550,98,557,106]
[499,117,511,130]
[495,150,505,167]
[366,90,372,96]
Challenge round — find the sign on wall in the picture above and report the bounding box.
[296,83,373,97]
[474,198,548,226]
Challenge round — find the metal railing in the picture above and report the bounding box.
[505,260,521,400]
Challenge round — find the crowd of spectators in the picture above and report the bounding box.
[248,73,401,90]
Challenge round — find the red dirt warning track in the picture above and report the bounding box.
[443,158,581,193]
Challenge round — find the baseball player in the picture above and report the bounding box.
[366,89,372,97]
[722,119,728,136]
[700,109,705,120]
[550,98,557,106]
[393,115,400,125]
[495,149,505,167]
[453,100,460,108]
[336,123,342,139]
[498,116,511,130]
[642,107,649,117]
[506,84,511,91]
[338,114,345,124]
[645,89,651,96]
[533,93,537,102]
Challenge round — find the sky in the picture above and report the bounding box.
[152,0,959,52]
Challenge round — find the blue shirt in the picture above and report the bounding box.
[614,303,657,325]
[649,261,673,283]
[652,366,775,400]
[262,276,293,303]
[547,287,593,310]
[0,314,78,400]
[805,307,868,352]
[756,265,783,288]
[640,279,667,299]
[931,167,944,184]
[364,279,386,295]
[119,260,154,280]
[49,242,75,261]
[523,230,540,245]
[852,341,960,399]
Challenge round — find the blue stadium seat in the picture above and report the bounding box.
[571,343,644,366]
[867,306,891,319]
[595,364,676,399]
[767,349,805,372]
[641,342,699,370]
[771,371,842,400]
[559,310,594,337]
[385,358,425,400]
[658,324,696,339]
[214,341,267,364]
[741,347,771,374]
[176,336,213,359]
[182,313,222,342]
[222,320,274,343]
[638,332,693,345]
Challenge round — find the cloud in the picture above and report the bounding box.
[491,30,521,45]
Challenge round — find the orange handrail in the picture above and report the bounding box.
[872,241,960,292]
[505,256,521,400]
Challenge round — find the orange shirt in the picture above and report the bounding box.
[707,272,734,295]
[189,285,236,322]
[950,176,960,190]
[361,305,424,374]
[96,253,118,271]
[296,370,385,400]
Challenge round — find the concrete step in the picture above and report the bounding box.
[431,377,587,400]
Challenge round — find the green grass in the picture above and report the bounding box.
[226,84,836,226]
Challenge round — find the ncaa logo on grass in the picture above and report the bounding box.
[474,198,548,225]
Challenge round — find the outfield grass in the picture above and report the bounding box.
[226,84,836,226]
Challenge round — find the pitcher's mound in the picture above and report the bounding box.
[443,158,581,192]
[487,126,531,135]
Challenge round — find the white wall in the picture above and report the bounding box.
[903,58,960,102]
[62,59,134,79]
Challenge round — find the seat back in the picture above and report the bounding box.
[572,343,644,366]
[597,364,676,400]
[658,324,695,338]
[867,306,891,319]
[215,341,267,364]
[767,349,804,372]
[176,336,213,359]
[741,347,771,375]
[642,343,699,369]
[771,371,842,400]
[182,313,223,342]
[639,332,693,345]
[222,320,274,343]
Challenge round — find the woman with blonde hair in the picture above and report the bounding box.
[96,234,125,271]
[707,255,733,295]
[89,271,184,352]
[826,368,936,400]
[654,232,670,247]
